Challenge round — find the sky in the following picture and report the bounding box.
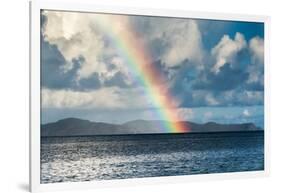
[41,10,264,128]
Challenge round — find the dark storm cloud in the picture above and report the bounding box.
[41,40,101,90]
[168,43,264,107]
[193,63,249,91]
[41,40,75,89]
[78,72,101,90]
[104,72,131,88]
[245,81,264,91]
[41,39,136,90]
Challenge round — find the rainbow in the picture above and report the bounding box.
[94,14,190,133]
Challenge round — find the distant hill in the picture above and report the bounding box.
[41,118,262,137]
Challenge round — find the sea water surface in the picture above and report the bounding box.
[41,131,264,183]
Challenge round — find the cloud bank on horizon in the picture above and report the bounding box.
[41,10,264,127]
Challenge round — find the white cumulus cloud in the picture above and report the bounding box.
[42,87,153,109]
[128,17,204,69]
[211,32,247,73]
[247,36,264,84]
[42,11,132,83]
[161,20,204,68]
[243,109,251,117]
[42,11,205,86]
[249,36,264,65]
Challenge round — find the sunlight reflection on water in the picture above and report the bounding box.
[41,132,264,183]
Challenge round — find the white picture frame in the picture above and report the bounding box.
[30,1,270,192]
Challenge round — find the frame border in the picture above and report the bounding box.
[30,1,270,192]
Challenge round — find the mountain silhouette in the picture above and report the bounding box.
[41,118,262,137]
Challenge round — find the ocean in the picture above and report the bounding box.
[41,131,264,183]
